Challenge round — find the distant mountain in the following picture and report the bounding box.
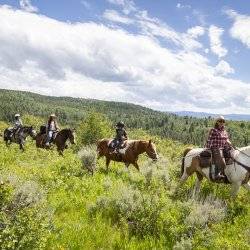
[173,111,250,121]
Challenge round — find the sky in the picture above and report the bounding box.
[0,0,250,114]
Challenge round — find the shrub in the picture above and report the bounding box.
[77,112,112,146]
[78,145,97,174]
[0,181,50,249]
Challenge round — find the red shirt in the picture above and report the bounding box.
[205,127,229,149]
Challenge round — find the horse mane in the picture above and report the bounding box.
[58,128,72,134]
[238,145,250,153]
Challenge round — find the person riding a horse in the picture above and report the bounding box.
[45,114,60,146]
[10,114,23,139]
[205,116,232,181]
[110,121,128,153]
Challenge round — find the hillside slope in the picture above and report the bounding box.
[1,89,250,147]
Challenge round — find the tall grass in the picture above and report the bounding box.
[0,129,249,249]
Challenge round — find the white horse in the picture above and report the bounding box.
[180,146,250,197]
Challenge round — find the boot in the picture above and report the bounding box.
[214,171,226,181]
[212,149,226,182]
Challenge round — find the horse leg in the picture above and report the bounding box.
[230,182,241,198]
[133,162,140,171]
[125,162,130,168]
[106,157,111,172]
[243,182,250,191]
[57,147,64,156]
[192,172,203,198]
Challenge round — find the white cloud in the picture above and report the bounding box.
[208,25,227,58]
[19,0,38,13]
[0,6,250,114]
[226,10,250,48]
[187,26,205,38]
[176,3,191,9]
[106,0,136,14]
[103,9,133,24]
[81,1,91,10]
[215,60,234,76]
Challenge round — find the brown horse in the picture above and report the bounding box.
[36,128,76,155]
[97,139,158,171]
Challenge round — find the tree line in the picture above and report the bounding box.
[0,89,249,147]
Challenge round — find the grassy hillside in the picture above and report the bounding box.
[0,120,249,249]
[0,89,250,147]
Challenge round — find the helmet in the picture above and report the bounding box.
[50,113,56,117]
[14,114,20,117]
[215,115,225,123]
[116,121,125,127]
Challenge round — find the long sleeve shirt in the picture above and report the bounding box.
[13,119,23,129]
[205,127,229,149]
[47,121,59,132]
[115,128,128,140]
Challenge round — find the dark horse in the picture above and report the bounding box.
[3,126,37,151]
[97,139,158,171]
[35,128,76,155]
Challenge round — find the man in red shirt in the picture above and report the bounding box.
[205,116,232,180]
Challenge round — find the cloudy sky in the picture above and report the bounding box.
[0,0,250,114]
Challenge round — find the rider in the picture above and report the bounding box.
[10,114,23,138]
[45,114,59,146]
[205,116,232,180]
[111,121,128,153]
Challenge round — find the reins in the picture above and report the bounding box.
[233,146,250,158]
[230,146,250,172]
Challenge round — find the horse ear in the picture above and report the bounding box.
[149,139,152,144]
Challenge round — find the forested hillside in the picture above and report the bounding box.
[1,89,250,147]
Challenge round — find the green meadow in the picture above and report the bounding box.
[0,116,249,250]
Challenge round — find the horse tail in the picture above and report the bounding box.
[181,148,192,176]
[3,129,9,141]
[96,139,104,156]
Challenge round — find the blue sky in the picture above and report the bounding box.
[0,0,250,113]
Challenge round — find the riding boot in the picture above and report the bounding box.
[212,148,226,181]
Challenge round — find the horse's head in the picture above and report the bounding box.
[30,126,37,139]
[68,129,76,145]
[146,140,158,161]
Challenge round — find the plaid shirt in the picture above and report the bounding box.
[205,127,229,149]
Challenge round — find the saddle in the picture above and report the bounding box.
[199,149,232,183]
[40,125,46,135]
[108,139,127,156]
[199,149,233,168]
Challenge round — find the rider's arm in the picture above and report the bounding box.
[205,128,215,148]
[123,130,128,139]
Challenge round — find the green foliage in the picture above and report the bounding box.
[1,89,249,147]
[77,112,112,145]
[0,112,249,249]
[0,181,49,249]
[78,144,97,174]
[22,114,45,129]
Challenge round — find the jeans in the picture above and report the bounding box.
[46,131,53,144]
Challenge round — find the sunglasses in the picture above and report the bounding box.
[218,120,225,123]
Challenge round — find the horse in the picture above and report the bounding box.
[97,139,158,171]
[3,126,37,151]
[179,146,250,197]
[35,128,76,155]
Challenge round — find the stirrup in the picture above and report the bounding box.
[214,172,226,181]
